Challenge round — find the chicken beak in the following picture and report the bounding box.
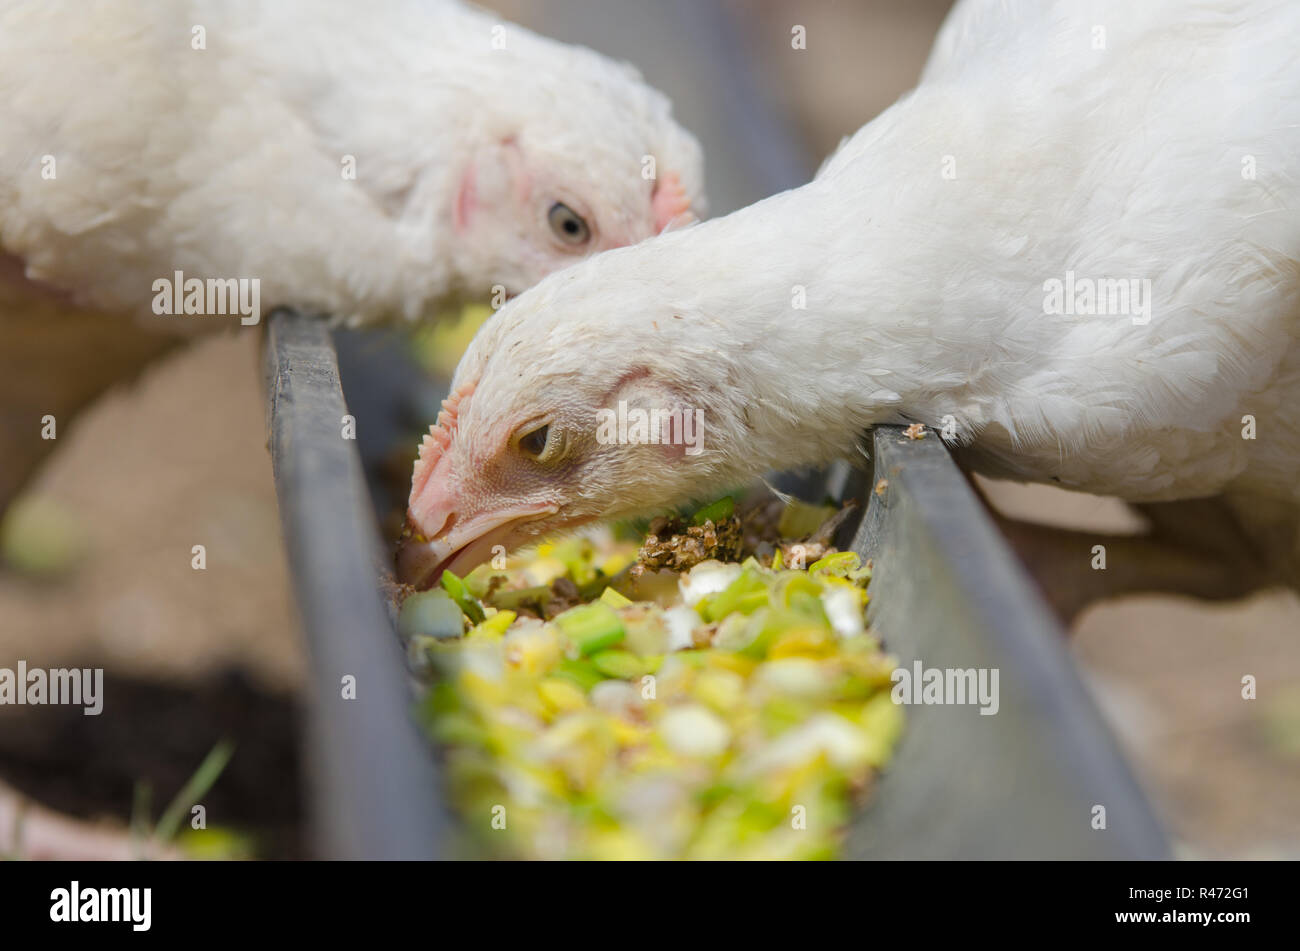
[396,505,559,589]
[652,171,694,232]
[395,520,477,591]
[399,379,563,588]
[400,433,560,588]
[399,446,468,588]
[395,528,451,591]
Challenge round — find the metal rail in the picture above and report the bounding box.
[846,427,1169,858]
[264,310,445,859]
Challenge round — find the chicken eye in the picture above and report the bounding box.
[517,424,551,458]
[547,202,590,246]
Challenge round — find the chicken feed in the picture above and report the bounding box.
[395,498,903,859]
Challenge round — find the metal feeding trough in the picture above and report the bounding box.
[845,430,1168,858]
[260,0,1168,859]
[263,310,1168,859]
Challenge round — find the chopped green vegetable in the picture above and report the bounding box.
[599,586,633,608]
[486,584,553,614]
[406,496,902,860]
[590,649,653,680]
[691,495,735,526]
[554,602,626,656]
[550,657,606,692]
[398,589,466,640]
[440,570,486,624]
[463,563,508,599]
[809,551,861,578]
[467,609,515,639]
[777,499,836,539]
[697,567,770,622]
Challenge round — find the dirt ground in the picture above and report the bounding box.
[1,0,1296,858]
[0,332,302,690]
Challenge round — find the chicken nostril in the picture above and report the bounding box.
[431,512,457,540]
[405,508,457,543]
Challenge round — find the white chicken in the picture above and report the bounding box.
[401,0,1300,607]
[0,0,703,319]
[0,0,702,512]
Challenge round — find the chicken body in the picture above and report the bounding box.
[0,0,703,323]
[405,0,1300,587]
[0,0,702,519]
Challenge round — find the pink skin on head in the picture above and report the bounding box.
[652,172,693,232]
[452,139,531,235]
[452,166,476,233]
[398,380,566,587]
[400,379,480,586]
[454,156,693,240]
[408,381,476,533]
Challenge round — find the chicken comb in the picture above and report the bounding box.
[411,380,476,501]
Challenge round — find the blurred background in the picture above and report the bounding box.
[2,0,1297,859]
